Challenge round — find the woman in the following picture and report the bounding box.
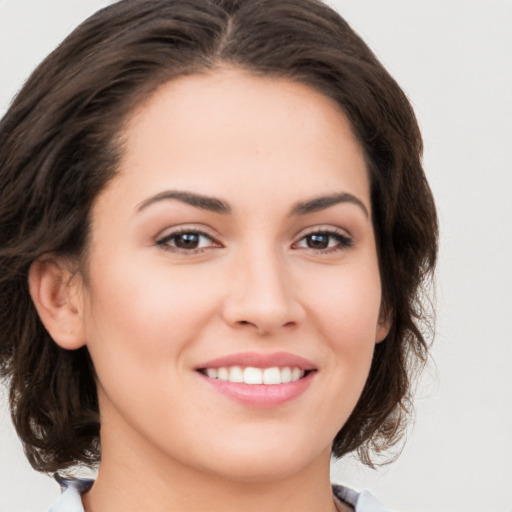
[0,1,438,511]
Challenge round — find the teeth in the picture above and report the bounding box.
[217,367,229,381]
[229,366,244,383]
[206,368,218,379]
[263,367,280,385]
[204,366,306,385]
[281,367,292,383]
[243,367,263,384]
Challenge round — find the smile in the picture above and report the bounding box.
[195,352,317,407]
[199,366,307,385]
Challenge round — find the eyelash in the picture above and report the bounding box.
[156,228,219,254]
[155,228,353,255]
[293,229,353,253]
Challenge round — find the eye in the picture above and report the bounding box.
[156,229,220,253]
[293,230,352,252]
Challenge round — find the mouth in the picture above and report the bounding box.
[194,352,317,406]
[197,366,314,385]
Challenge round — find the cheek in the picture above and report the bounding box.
[304,259,382,401]
[81,259,209,423]
[306,260,382,342]
[83,252,213,345]
[80,262,205,403]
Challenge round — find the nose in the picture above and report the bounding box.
[222,247,305,336]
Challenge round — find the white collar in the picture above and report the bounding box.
[48,477,391,512]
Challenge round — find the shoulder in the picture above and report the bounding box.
[333,484,393,512]
[47,475,92,512]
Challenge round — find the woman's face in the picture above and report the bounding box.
[76,68,388,482]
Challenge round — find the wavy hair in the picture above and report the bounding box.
[0,0,438,472]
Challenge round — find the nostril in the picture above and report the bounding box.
[235,320,270,336]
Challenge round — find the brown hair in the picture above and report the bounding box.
[0,0,438,472]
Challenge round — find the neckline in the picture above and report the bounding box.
[51,475,363,512]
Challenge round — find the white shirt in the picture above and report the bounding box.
[47,477,392,512]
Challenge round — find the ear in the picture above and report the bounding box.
[28,255,86,350]
[375,309,392,344]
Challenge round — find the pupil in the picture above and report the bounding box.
[175,233,199,249]
[308,234,329,249]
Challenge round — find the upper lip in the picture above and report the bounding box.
[195,351,317,371]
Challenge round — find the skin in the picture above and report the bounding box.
[30,68,388,512]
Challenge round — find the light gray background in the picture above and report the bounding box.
[1,1,511,511]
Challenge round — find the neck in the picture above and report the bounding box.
[82,420,339,512]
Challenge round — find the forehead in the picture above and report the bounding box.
[100,67,370,215]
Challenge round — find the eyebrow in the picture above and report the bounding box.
[136,189,368,218]
[290,192,369,218]
[136,190,231,213]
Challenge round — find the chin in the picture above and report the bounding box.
[197,437,328,484]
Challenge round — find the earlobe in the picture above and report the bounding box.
[28,255,86,350]
[375,322,390,344]
[375,312,392,344]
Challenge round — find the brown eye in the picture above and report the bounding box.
[294,230,352,252]
[173,232,201,249]
[306,233,330,249]
[157,230,218,252]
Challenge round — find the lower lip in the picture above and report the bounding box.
[198,371,315,407]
